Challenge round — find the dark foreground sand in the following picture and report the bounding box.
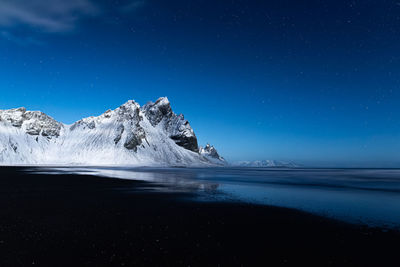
[0,167,399,266]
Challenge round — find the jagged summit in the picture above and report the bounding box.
[200,144,226,165]
[0,98,224,166]
[0,107,63,138]
[142,97,198,152]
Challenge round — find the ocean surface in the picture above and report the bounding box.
[28,167,400,229]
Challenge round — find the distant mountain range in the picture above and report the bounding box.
[232,160,299,168]
[0,97,226,166]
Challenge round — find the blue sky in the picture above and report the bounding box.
[0,0,399,167]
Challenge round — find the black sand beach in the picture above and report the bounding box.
[0,167,399,266]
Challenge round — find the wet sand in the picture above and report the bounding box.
[0,167,399,266]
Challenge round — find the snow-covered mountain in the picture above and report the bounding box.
[0,97,225,166]
[232,160,298,168]
[199,144,227,165]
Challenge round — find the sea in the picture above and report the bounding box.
[29,166,400,229]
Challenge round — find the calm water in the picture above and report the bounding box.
[29,167,400,229]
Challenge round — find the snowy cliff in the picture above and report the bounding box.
[0,97,225,166]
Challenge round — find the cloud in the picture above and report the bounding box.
[0,0,146,45]
[0,0,100,32]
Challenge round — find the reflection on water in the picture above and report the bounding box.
[29,167,400,229]
[30,167,221,193]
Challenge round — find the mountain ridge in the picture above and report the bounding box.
[0,97,225,166]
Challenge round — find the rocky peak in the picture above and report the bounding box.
[199,144,226,165]
[70,117,97,131]
[0,107,62,137]
[200,144,222,159]
[115,100,142,121]
[0,107,27,127]
[142,97,199,152]
[142,97,173,127]
[70,100,146,153]
[116,100,145,152]
[70,100,143,131]
[23,111,62,137]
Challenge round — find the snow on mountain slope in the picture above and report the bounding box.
[0,98,225,166]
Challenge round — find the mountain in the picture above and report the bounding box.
[199,144,227,165]
[232,160,298,168]
[0,97,225,166]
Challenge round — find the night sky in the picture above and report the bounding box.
[0,0,399,166]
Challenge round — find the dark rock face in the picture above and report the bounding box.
[170,134,199,153]
[143,97,173,126]
[142,97,199,153]
[25,125,41,136]
[114,125,125,145]
[10,142,17,152]
[117,101,146,152]
[123,131,144,152]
